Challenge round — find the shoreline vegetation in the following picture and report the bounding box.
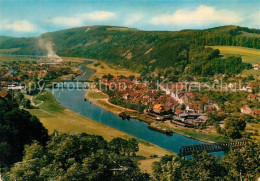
[85,60,229,143]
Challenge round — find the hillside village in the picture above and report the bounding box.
[99,75,260,130]
[0,59,79,95]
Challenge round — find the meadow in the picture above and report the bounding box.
[209,46,260,77]
[86,59,140,81]
[208,46,260,64]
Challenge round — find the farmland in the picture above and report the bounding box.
[208,46,260,64]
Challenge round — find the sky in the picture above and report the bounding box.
[0,0,259,37]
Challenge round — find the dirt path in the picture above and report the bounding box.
[29,95,43,107]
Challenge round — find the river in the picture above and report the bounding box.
[50,61,223,156]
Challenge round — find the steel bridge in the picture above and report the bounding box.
[179,139,248,157]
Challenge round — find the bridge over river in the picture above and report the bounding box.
[179,139,248,157]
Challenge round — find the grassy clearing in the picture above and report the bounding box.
[27,91,173,161]
[86,59,139,81]
[208,46,260,64]
[246,123,260,140]
[87,90,108,99]
[138,158,160,175]
[242,69,260,77]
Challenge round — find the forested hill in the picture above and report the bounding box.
[0,25,259,76]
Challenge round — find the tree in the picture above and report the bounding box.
[182,152,226,181]
[181,104,186,111]
[129,75,135,81]
[0,98,48,167]
[109,137,128,156]
[153,155,182,181]
[223,141,260,180]
[21,98,32,108]
[126,138,139,156]
[16,93,24,103]
[224,116,246,139]
[4,133,148,181]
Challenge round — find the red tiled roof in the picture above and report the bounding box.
[241,105,251,110]
[248,94,257,98]
[0,91,8,98]
[254,109,260,115]
[175,109,184,114]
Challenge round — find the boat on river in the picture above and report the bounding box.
[119,112,130,120]
[148,123,173,136]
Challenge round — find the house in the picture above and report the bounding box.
[0,81,6,87]
[241,105,253,115]
[253,64,259,70]
[179,113,189,121]
[248,94,257,101]
[196,115,208,122]
[175,109,184,115]
[171,101,179,111]
[0,91,9,99]
[253,109,260,116]
[163,102,174,113]
[123,93,131,100]
[204,105,216,112]
[153,104,165,114]
[186,103,202,113]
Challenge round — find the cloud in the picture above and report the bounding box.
[151,5,242,27]
[0,20,37,32]
[124,13,143,25]
[49,11,116,27]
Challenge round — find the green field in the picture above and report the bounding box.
[209,46,260,77]
[87,59,139,81]
[209,46,260,64]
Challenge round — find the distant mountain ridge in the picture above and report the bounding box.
[0,25,259,76]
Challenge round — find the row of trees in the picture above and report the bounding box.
[153,142,259,181]
[3,133,149,181]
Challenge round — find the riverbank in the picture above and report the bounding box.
[86,89,229,143]
[27,91,173,173]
